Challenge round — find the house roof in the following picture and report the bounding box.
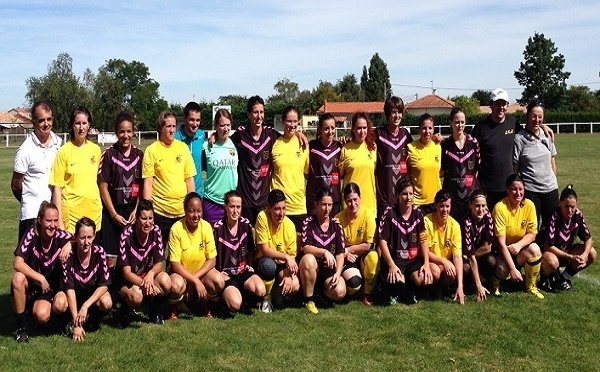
[405,95,454,109]
[316,101,384,114]
[0,109,32,124]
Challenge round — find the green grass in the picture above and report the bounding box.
[0,134,599,371]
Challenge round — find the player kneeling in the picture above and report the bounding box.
[11,201,72,343]
[335,183,378,306]
[168,192,224,318]
[214,190,265,313]
[117,199,171,326]
[254,190,300,313]
[491,174,544,299]
[62,217,113,341]
[540,185,596,292]
[425,190,464,303]
[299,188,346,314]
[378,178,436,304]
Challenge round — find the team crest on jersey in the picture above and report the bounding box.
[368,152,373,159]
[135,169,140,178]
[263,150,269,160]
[198,242,204,250]
[411,232,417,243]
[505,129,514,135]
[468,161,474,170]
[434,155,440,163]
[521,220,526,228]
[357,226,363,237]
[276,243,282,250]
[444,240,452,248]
[296,149,301,157]
[91,156,96,164]
[229,149,235,156]
[176,155,182,163]
[241,246,247,257]
[329,244,336,253]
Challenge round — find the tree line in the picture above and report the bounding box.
[25,33,600,132]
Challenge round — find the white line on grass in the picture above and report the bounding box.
[577,272,600,286]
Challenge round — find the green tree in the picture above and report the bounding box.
[471,89,492,106]
[270,78,300,103]
[25,52,92,132]
[93,59,167,131]
[217,94,248,128]
[360,53,391,101]
[514,32,571,110]
[312,80,341,114]
[295,89,316,115]
[564,85,600,112]
[359,66,368,101]
[452,95,481,117]
[336,74,360,101]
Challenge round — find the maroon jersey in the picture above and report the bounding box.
[213,217,255,275]
[375,126,413,209]
[306,139,342,207]
[98,144,143,207]
[117,224,164,276]
[301,215,345,255]
[378,205,425,264]
[62,245,111,291]
[545,208,591,251]
[441,135,480,201]
[14,226,73,290]
[230,126,279,209]
[461,211,493,256]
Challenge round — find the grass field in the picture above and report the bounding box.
[0,134,598,371]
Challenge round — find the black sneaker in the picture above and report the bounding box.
[149,312,165,325]
[556,275,572,291]
[540,277,556,293]
[15,327,29,343]
[119,306,132,328]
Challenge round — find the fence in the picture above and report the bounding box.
[3,123,600,148]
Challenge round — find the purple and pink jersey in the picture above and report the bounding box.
[545,208,591,251]
[378,206,426,264]
[230,126,279,209]
[213,217,255,276]
[375,126,413,210]
[117,224,164,276]
[441,135,480,201]
[306,139,342,208]
[98,144,143,207]
[301,215,345,256]
[461,211,493,256]
[62,245,111,291]
[14,226,72,290]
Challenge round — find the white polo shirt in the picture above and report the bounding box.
[13,131,62,220]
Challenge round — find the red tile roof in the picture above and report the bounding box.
[316,101,384,114]
[405,95,454,109]
[479,103,525,114]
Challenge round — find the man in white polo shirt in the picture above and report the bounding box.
[11,101,62,242]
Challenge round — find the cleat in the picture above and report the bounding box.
[389,296,398,305]
[556,276,572,291]
[362,294,373,307]
[15,328,29,343]
[527,286,545,299]
[305,301,319,314]
[259,300,273,314]
[540,277,557,293]
[150,313,165,325]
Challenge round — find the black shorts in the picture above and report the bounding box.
[342,260,359,272]
[101,204,136,257]
[287,214,307,233]
[154,213,182,250]
[18,219,35,244]
[26,286,55,304]
[317,263,336,284]
[241,206,262,227]
[224,271,256,291]
[380,258,423,283]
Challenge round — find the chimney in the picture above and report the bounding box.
[323,99,327,112]
[433,88,437,95]
[415,94,418,100]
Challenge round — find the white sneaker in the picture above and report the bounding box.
[259,299,273,313]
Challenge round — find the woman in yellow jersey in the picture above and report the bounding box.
[339,112,377,218]
[50,106,102,234]
[492,174,543,299]
[270,105,309,233]
[168,192,224,317]
[142,111,196,245]
[408,113,442,215]
[424,190,463,303]
[335,182,378,306]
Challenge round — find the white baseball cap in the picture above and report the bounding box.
[490,88,509,103]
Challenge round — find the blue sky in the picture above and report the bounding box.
[1,1,599,109]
